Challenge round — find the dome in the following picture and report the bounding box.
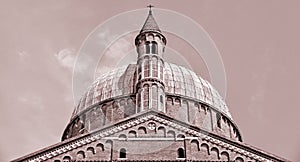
[63,62,242,141]
[72,62,231,120]
[62,9,242,142]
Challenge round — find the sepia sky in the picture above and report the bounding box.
[1,1,300,161]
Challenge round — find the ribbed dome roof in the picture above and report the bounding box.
[72,62,231,120]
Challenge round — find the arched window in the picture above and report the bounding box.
[175,98,181,105]
[159,59,163,79]
[137,91,141,112]
[177,134,185,138]
[152,84,158,108]
[129,130,137,137]
[200,143,210,155]
[143,57,150,77]
[177,148,185,158]
[119,148,127,158]
[62,156,71,162]
[235,157,244,162]
[216,113,222,128]
[87,147,95,155]
[157,126,166,137]
[151,42,158,54]
[143,84,150,109]
[191,139,200,151]
[220,151,230,161]
[152,56,158,77]
[211,147,220,159]
[138,126,147,135]
[160,95,163,104]
[119,134,127,139]
[77,150,85,159]
[167,130,175,138]
[145,42,150,54]
[96,143,104,151]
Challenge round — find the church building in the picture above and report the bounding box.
[12,8,288,162]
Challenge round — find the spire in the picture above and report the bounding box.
[140,5,161,33]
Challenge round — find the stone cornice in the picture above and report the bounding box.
[12,111,287,162]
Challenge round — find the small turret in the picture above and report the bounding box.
[135,6,167,113]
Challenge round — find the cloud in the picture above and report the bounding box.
[105,38,132,59]
[97,29,135,60]
[17,51,28,57]
[17,94,44,110]
[16,50,29,62]
[55,48,76,71]
[96,34,135,75]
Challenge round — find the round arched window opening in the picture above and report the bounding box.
[177,148,185,158]
[119,148,127,158]
[145,42,150,54]
[151,42,158,54]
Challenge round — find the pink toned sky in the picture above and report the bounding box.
[1,0,300,161]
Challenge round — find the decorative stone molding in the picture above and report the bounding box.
[24,112,274,162]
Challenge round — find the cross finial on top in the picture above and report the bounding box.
[147,4,154,13]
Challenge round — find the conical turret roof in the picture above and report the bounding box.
[140,9,161,33]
